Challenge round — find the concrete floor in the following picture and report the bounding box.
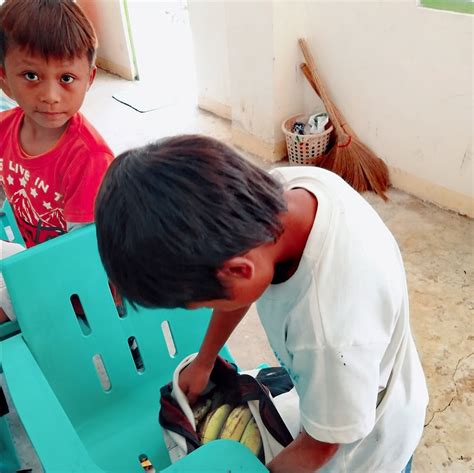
[2,71,473,472]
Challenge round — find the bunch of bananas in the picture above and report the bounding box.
[192,389,263,457]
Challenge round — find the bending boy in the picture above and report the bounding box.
[95,135,428,472]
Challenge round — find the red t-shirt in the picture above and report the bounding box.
[0,107,113,247]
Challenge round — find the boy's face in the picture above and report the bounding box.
[0,46,96,130]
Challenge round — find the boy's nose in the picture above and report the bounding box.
[39,82,61,105]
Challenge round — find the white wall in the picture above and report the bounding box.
[188,2,231,119]
[78,0,136,80]
[273,2,318,136]
[189,1,312,160]
[226,1,275,142]
[303,1,472,215]
[188,1,473,215]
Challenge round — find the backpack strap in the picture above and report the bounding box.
[238,374,294,447]
[212,358,295,447]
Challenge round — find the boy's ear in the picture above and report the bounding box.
[87,66,97,90]
[217,257,255,282]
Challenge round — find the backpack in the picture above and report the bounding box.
[159,353,300,465]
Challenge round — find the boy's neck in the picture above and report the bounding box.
[271,188,318,284]
[19,115,70,156]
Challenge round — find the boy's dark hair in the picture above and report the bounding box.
[0,0,97,66]
[95,135,287,309]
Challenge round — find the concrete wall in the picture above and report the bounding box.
[78,0,136,80]
[226,1,277,158]
[303,1,473,216]
[188,1,472,216]
[189,1,312,161]
[188,2,231,119]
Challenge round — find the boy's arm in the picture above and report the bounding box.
[267,429,338,473]
[0,308,9,323]
[179,305,251,404]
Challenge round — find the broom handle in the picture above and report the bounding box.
[298,39,347,139]
[300,63,355,136]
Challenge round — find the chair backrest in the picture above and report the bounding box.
[2,225,213,427]
[0,200,23,340]
[0,199,25,246]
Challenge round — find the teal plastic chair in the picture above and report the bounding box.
[0,200,24,247]
[0,410,20,473]
[0,199,25,342]
[0,199,23,471]
[0,225,268,473]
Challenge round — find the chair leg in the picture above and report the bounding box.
[0,414,21,473]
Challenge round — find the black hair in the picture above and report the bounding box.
[95,135,287,309]
[0,0,97,66]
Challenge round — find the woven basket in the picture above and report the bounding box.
[282,114,333,166]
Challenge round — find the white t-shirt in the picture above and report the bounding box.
[256,167,428,472]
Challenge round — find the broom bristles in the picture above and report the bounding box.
[298,39,390,199]
[316,136,390,199]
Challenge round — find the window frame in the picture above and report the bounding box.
[420,0,474,14]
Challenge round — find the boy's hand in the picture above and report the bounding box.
[267,429,338,473]
[178,358,213,405]
[179,305,251,404]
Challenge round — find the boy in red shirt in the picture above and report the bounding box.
[0,0,114,322]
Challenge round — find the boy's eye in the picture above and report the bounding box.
[60,75,75,84]
[24,72,39,81]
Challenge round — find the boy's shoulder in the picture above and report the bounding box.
[0,106,21,123]
[270,166,345,189]
[63,112,114,158]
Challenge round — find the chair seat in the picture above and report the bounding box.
[77,383,167,472]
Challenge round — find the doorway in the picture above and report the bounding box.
[124,0,197,110]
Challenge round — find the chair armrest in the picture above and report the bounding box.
[0,200,25,246]
[1,335,110,473]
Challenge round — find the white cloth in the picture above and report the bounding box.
[163,353,300,464]
[0,222,81,322]
[256,167,429,472]
[0,240,25,321]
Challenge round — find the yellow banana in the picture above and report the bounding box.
[240,417,262,456]
[219,405,252,441]
[200,403,233,444]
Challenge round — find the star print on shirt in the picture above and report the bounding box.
[30,188,38,198]
[7,175,14,185]
[43,201,52,210]
[19,177,27,187]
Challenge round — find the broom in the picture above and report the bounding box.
[298,38,390,199]
[301,62,356,136]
